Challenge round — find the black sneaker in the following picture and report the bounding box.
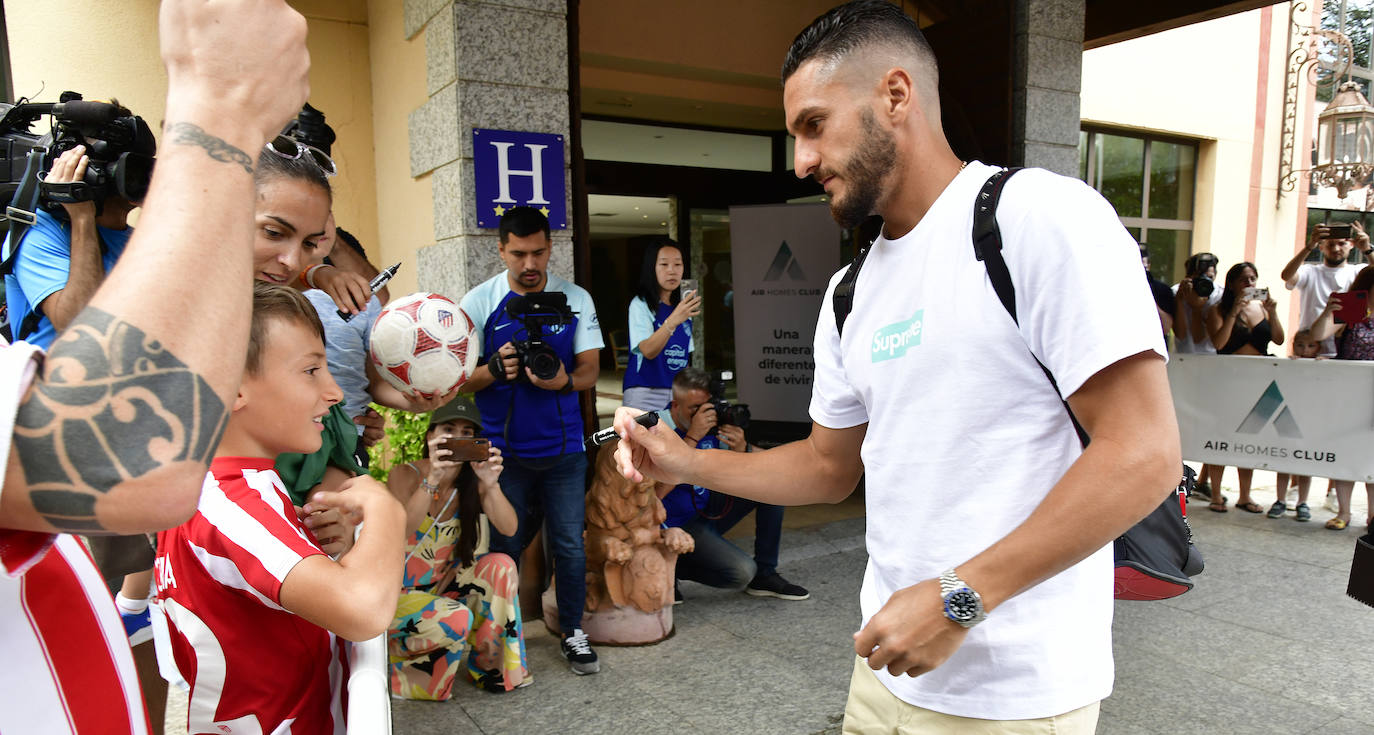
[560,628,600,675]
[746,572,810,601]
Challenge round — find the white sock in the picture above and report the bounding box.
[114,591,149,617]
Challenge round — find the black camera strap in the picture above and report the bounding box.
[1,148,46,278]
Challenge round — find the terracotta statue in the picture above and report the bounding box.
[541,439,693,643]
[584,438,693,614]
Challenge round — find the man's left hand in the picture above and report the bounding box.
[718,424,747,453]
[1355,220,1372,253]
[853,578,970,678]
[526,361,572,392]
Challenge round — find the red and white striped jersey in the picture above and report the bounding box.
[155,457,347,735]
[0,338,151,734]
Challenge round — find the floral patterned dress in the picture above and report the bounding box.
[388,474,530,698]
[1337,317,1374,361]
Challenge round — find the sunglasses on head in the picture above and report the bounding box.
[265,135,337,176]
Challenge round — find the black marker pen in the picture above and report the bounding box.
[586,411,659,447]
[338,262,400,321]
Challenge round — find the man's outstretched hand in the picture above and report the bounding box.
[611,406,694,485]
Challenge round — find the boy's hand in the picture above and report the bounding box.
[355,407,386,447]
[306,475,402,526]
[296,505,355,556]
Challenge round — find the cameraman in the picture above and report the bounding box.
[662,368,809,601]
[2,102,152,349]
[1173,252,1220,355]
[458,206,604,676]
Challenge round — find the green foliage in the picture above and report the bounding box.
[367,404,431,481]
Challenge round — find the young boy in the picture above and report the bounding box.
[154,283,404,734]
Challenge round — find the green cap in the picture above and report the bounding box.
[428,395,482,431]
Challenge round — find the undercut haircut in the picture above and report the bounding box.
[246,281,327,375]
[254,145,332,200]
[499,205,551,244]
[672,366,712,395]
[782,0,938,88]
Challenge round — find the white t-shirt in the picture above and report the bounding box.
[1170,283,1221,355]
[1286,261,1362,355]
[810,162,1167,720]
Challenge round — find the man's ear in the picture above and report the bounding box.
[881,67,914,122]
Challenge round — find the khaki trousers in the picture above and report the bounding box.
[842,656,1101,734]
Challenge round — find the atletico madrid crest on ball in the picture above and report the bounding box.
[369,293,480,399]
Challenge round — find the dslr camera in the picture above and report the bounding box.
[503,291,575,382]
[708,370,751,430]
[1184,252,1218,299]
[0,91,155,228]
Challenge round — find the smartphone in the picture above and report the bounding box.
[1242,286,1269,302]
[680,278,699,299]
[1327,224,1354,239]
[1332,290,1369,324]
[439,436,491,461]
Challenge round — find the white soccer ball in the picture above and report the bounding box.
[369,292,480,399]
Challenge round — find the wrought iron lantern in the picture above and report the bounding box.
[1314,81,1374,198]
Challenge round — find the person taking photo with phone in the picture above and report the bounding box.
[384,396,530,696]
[622,237,701,411]
[1204,261,1285,513]
[1282,222,1372,357]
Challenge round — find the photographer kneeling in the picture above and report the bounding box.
[663,368,809,601]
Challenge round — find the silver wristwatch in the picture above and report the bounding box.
[939,569,986,628]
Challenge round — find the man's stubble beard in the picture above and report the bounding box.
[829,110,898,230]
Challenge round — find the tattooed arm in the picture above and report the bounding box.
[0,0,310,535]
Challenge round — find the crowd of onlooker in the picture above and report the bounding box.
[1148,223,1374,531]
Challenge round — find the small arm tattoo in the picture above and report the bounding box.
[166,121,253,174]
[14,308,228,532]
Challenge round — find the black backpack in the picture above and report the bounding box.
[832,167,1202,600]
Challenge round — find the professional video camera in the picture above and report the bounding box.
[708,370,750,430]
[504,291,575,382]
[0,91,155,232]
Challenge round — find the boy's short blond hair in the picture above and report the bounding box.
[247,281,326,375]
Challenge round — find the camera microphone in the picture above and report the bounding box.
[51,100,119,127]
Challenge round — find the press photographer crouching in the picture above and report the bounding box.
[458,206,605,675]
[2,93,155,348]
[662,368,809,601]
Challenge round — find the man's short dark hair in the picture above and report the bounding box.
[499,206,551,244]
[782,0,935,84]
[673,366,712,395]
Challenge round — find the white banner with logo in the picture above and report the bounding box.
[1169,354,1374,481]
[728,203,841,422]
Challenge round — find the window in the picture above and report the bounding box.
[1079,128,1198,282]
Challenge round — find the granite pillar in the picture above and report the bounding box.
[1012,0,1085,176]
[403,0,572,300]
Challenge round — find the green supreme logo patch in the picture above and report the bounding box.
[871,310,924,362]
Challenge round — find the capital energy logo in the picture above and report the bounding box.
[1235,381,1302,438]
[871,310,924,362]
[763,241,806,282]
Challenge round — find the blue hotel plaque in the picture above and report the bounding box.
[472,128,567,230]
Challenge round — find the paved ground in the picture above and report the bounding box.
[387,474,1374,735]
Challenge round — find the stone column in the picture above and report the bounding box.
[404,0,572,300]
[1012,0,1085,176]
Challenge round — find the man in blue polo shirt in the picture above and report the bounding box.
[661,367,809,602]
[3,117,149,349]
[459,206,604,675]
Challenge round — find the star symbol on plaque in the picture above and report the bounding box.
[493,205,507,217]
[539,206,550,217]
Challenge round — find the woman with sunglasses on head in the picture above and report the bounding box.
[1203,261,1285,514]
[385,397,530,697]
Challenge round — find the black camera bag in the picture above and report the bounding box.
[832,166,1201,601]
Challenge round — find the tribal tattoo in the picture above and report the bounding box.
[167,121,253,174]
[14,308,228,532]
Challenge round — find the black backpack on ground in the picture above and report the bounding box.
[832,166,1202,601]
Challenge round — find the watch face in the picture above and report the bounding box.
[944,589,980,622]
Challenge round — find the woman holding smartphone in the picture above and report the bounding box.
[1204,261,1285,513]
[1307,266,1374,530]
[385,397,530,697]
[622,237,702,411]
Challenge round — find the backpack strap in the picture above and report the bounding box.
[832,242,872,337]
[1,148,47,278]
[972,167,1089,448]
